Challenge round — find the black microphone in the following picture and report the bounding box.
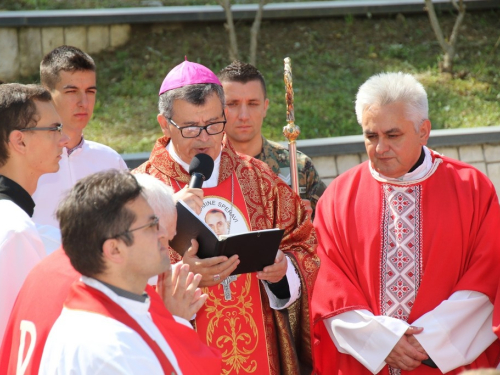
[188,153,214,188]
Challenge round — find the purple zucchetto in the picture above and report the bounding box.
[158,57,221,95]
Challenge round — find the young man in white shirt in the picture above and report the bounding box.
[0,83,68,343]
[32,45,127,229]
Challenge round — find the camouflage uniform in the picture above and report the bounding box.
[255,136,326,214]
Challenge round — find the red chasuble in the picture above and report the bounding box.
[0,249,221,375]
[134,135,319,375]
[171,174,271,375]
[312,151,500,375]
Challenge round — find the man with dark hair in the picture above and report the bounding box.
[32,45,127,229]
[0,83,68,343]
[218,60,326,216]
[0,171,221,374]
[35,170,220,374]
[135,59,319,375]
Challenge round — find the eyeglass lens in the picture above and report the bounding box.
[181,122,225,138]
[19,124,62,133]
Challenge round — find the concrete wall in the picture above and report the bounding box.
[123,126,500,196]
[0,24,130,81]
[312,142,500,190]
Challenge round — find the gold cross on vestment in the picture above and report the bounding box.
[221,275,238,301]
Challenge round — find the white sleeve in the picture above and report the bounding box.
[324,309,409,374]
[262,256,301,310]
[0,231,45,343]
[412,290,495,373]
[36,224,61,256]
[118,156,129,171]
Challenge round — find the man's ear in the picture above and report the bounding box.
[263,98,269,119]
[157,114,171,138]
[419,119,431,146]
[7,130,27,156]
[102,238,126,265]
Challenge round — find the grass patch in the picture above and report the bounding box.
[15,9,500,153]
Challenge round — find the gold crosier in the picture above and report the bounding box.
[203,274,260,374]
[283,57,300,194]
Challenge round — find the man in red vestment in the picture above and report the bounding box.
[0,170,221,374]
[312,72,500,375]
[134,59,319,374]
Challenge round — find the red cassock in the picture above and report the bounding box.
[0,248,221,375]
[312,152,500,374]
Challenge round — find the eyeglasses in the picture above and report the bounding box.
[168,112,226,139]
[115,216,160,238]
[19,124,63,133]
[128,216,160,234]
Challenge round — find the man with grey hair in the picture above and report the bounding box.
[312,72,500,374]
[135,59,319,374]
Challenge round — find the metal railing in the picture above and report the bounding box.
[1,0,498,27]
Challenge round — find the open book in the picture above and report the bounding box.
[170,200,285,275]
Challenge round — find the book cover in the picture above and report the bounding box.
[170,200,284,275]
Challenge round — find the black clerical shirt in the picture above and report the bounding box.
[0,175,35,217]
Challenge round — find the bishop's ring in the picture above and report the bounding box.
[213,274,221,282]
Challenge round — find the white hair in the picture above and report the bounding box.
[355,72,428,131]
[134,173,176,221]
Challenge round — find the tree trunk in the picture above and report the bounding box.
[249,0,267,66]
[494,35,500,51]
[219,0,239,61]
[424,0,466,74]
[442,51,454,73]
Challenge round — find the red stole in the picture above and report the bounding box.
[65,282,176,375]
[171,174,271,375]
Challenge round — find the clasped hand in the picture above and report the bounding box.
[385,326,429,371]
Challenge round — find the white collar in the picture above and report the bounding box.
[369,146,441,184]
[166,141,221,188]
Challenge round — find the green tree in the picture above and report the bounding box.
[218,0,268,65]
[425,0,466,73]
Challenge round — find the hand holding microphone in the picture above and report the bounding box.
[174,153,214,214]
[188,153,214,188]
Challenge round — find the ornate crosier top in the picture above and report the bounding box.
[283,57,300,143]
[283,57,301,194]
